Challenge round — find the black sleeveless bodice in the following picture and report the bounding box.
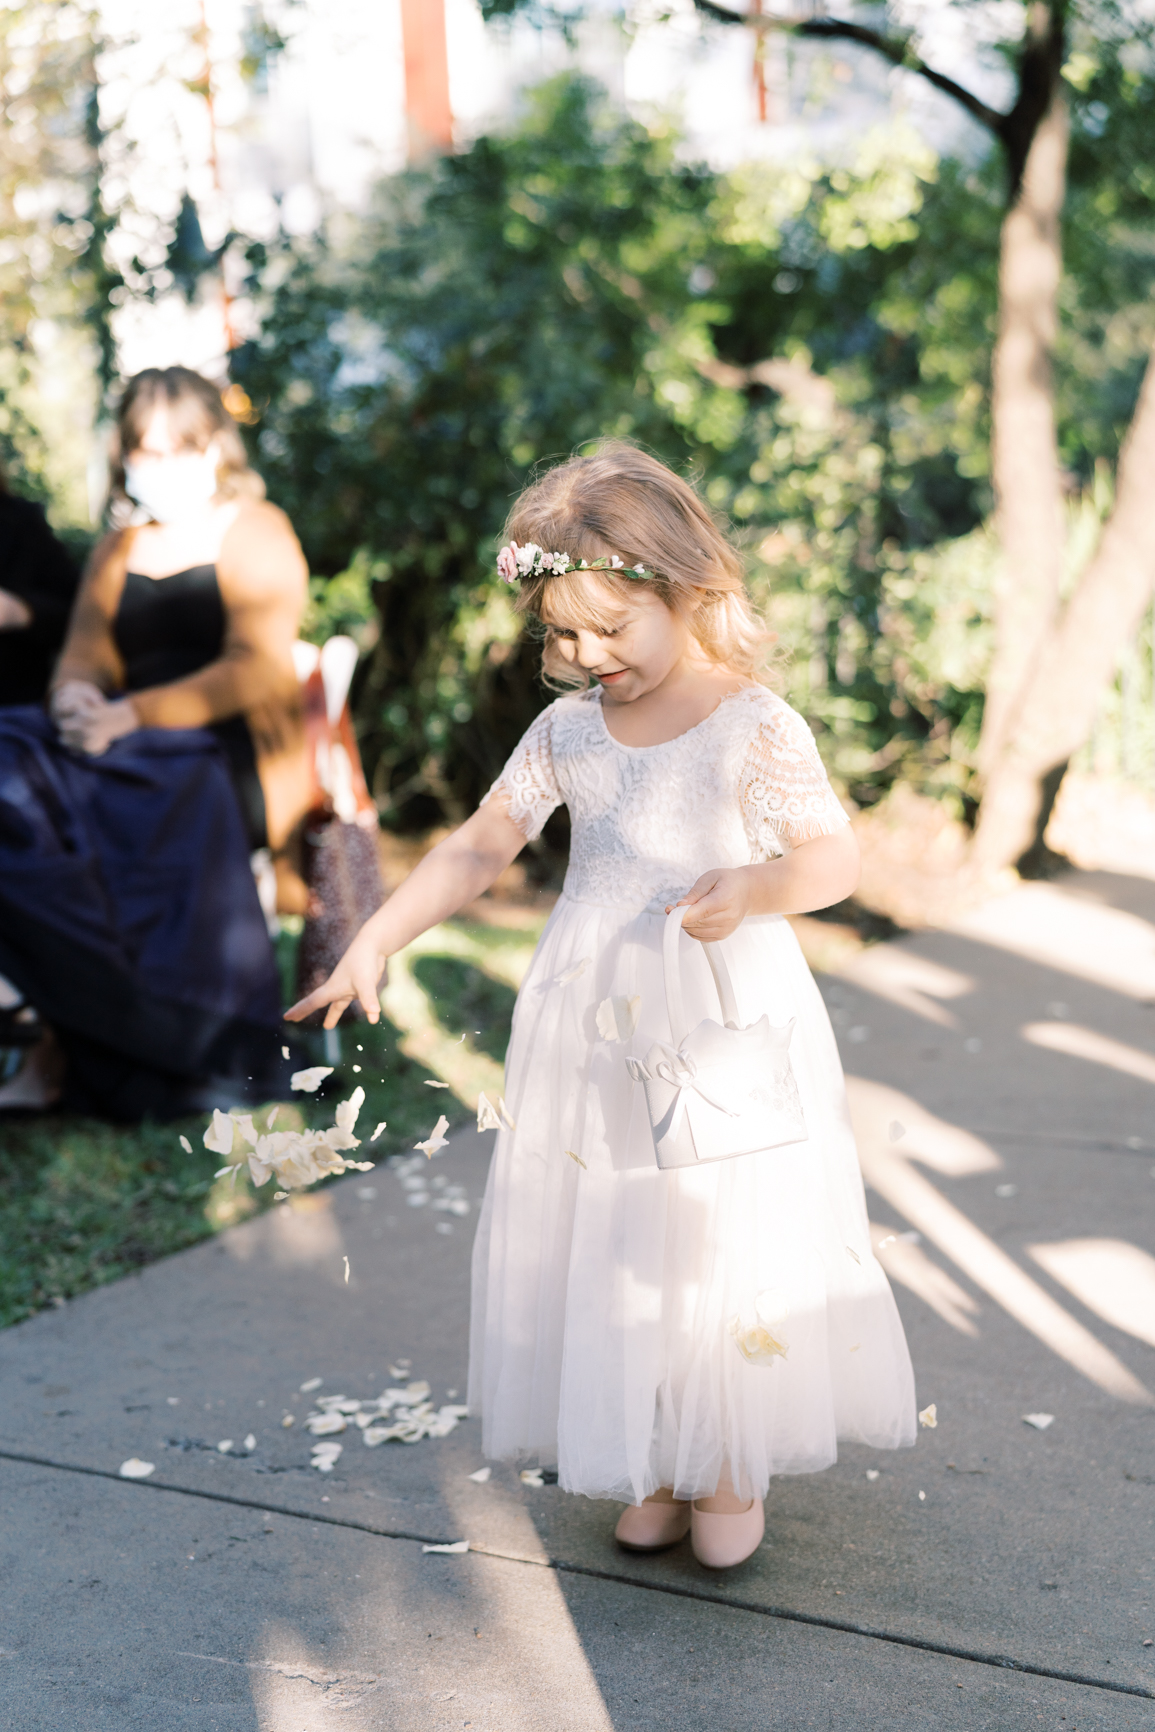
[115,565,267,849]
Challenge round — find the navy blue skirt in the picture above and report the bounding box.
[0,707,296,1120]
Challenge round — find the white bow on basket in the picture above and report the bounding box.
[626,906,808,1169]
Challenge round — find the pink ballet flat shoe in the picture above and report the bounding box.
[690,1497,765,1568]
[614,1499,692,1552]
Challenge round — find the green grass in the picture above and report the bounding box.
[0,908,546,1330]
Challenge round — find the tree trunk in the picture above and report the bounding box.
[978,94,1069,777]
[973,336,1155,871]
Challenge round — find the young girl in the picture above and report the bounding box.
[287,443,916,1569]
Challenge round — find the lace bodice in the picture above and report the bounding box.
[482,685,849,909]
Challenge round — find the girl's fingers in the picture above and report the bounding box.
[322,995,353,1030]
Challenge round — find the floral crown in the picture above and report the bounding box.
[497,541,652,585]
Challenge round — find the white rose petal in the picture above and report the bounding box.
[595,995,642,1043]
[370,1122,387,1141]
[919,1404,938,1429]
[555,957,590,986]
[468,1466,491,1483]
[244,1433,256,1451]
[1023,1412,1055,1431]
[119,1458,155,1479]
[477,1093,502,1133]
[424,1079,450,1088]
[497,1097,516,1130]
[299,1377,322,1392]
[519,1469,544,1488]
[415,1115,450,1158]
[217,1440,234,1453]
[203,1109,236,1156]
[566,1150,587,1170]
[178,1135,192,1153]
[305,1412,347,1435]
[422,1540,469,1554]
[291,1066,333,1093]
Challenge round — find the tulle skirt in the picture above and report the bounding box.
[468,894,916,1504]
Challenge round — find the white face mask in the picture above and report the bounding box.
[123,448,220,524]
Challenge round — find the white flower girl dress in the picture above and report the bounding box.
[468,684,916,1503]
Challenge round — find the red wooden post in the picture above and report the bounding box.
[400,0,454,160]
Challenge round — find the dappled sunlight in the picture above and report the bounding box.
[1022,1021,1155,1086]
[833,948,975,1029]
[224,1190,345,1269]
[247,1624,383,1727]
[947,882,1155,1001]
[848,1078,1154,1405]
[869,1222,981,1337]
[847,1077,1002,1176]
[1028,1238,1155,1351]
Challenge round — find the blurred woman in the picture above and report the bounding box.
[0,367,313,1117]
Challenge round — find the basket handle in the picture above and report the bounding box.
[662,906,742,1046]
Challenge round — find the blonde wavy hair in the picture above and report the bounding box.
[505,442,771,688]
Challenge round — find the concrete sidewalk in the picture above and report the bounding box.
[2,867,1154,1730]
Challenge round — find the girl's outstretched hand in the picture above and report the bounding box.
[284,927,389,1030]
[671,868,752,942]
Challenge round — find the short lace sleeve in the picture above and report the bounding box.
[738,694,850,853]
[480,704,563,841]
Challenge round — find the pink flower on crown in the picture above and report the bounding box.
[496,544,519,584]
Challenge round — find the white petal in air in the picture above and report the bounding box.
[282,1045,290,1059]
[477,1093,502,1133]
[1023,1412,1055,1431]
[566,1149,587,1170]
[918,1404,938,1429]
[468,1466,491,1483]
[178,1135,192,1153]
[203,1108,235,1156]
[423,1079,450,1089]
[343,1255,350,1285]
[596,995,642,1042]
[300,1376,322,1392]
[119,1458,155,1479]
[415,1115,450,1158]
[267,1106,279,1129]
[305,1412,347,1435]
[244,1433,256,1451]
[290,1066,333,1093]
[370,1122,387,1141]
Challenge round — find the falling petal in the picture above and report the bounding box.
[919,1404,938,1429]
[282,1046,290,1060]
[290,1066,333,1093]
[566,1149,587,1170]
[204,1109,236,1156]
[468,1466,491,1483]
[865,1469,880,1481]
[476,1093,502,1133]
[370,1122,387,1141]
[422,1540,469,1554]
[918,1490,926,1501]
[343,1255,350,1285]
[424,1079,450,1089]
[1023,1412,1055,1430]
[299,1377,323,1392]
[519,1469,544,1488]
[217,1440,234,1453]
[281,1414,294,1428]
[415,1114,450,1158]
[728,1312,788,1366]
[554,957,590,986]
[244,1433,256,1451]
[179,1135,192,1153]
[845,1246,861,1265]
[497,1097,516,1130]
[267,1106,279,1129]
[119,1458,155,1479]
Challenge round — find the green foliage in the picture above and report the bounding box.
[233,65,1153,833]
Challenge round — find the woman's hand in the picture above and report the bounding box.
[56,693,140,756]
[285,926,390,1030]
[0,588,33,631]
[670,868,753,942]
[50,679,106,723]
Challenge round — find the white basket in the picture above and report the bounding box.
[626,906,808,1169]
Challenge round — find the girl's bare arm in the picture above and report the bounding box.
[673,826,860,941]
[285,800,528,1029]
